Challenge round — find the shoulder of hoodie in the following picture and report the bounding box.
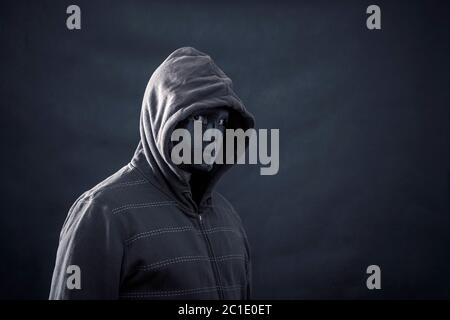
[211,191,244,226]
[64,163,172,223]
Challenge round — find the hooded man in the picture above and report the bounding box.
[49,47,255,300]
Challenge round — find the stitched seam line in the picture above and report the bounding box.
[103,179,148,189]
[125,226,195,245]
[136,254,246,271]
[125,226,243,246]
[119,285,244,298]
[112,201,177,214]
[204,204,249,239]
[84,179,150,200]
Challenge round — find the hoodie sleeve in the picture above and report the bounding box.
[49,198,124,300]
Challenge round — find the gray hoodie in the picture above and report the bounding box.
[49,47,255,300]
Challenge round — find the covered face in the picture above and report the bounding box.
[133,47,255,207]
[171,107,230,173]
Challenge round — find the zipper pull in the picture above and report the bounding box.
[198,214,203,222]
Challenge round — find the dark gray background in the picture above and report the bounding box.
[0,0,448,299]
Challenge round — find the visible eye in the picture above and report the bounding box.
[218,118,227,126]
[193,115,203,122]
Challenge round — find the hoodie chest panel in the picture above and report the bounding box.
[119,205,248,299]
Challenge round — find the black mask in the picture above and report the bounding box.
[171,107,229,173]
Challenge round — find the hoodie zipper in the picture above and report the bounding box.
[197,211,224,300]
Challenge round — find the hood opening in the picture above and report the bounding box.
[131,47,255,214]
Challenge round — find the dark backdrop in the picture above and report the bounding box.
[0,0,448,299]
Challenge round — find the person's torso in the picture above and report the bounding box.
[87,163,250,300]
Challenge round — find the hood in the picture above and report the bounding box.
[131,47,255,214]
